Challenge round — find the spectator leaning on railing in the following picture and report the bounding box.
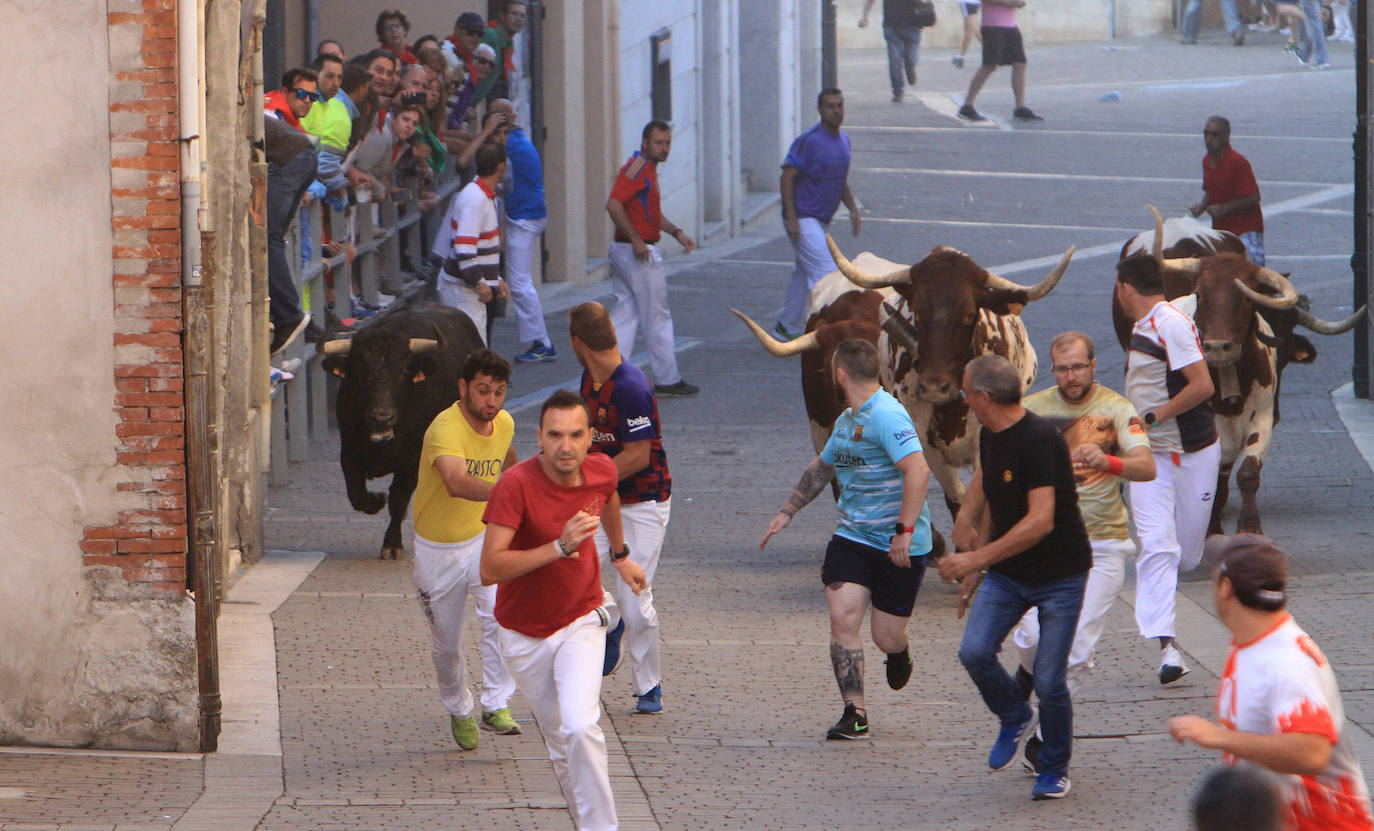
[263,69,320,355]
[376,9,417,66]
[477,1,525,103]
[442,12,487,80]
[304,62,370,196]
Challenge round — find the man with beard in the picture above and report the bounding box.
[1006,331,1155,771]
[410,349,522,751]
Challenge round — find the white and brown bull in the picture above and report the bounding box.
[1122,209,1366,534]
[825,237,1075,518]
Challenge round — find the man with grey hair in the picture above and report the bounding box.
[938,354,1092,801]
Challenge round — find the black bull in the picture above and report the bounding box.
[320,304,485,559]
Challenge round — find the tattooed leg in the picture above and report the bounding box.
[830,642,865,710]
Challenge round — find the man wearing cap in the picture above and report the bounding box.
[441,12,487,78]
[1170,535,1373,831]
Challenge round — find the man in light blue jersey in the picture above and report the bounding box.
[761,338,936,740]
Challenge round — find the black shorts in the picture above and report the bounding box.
[821,535,927,617]
[981,25,1027,66]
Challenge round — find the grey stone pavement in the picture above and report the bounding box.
[5,30,1373,831]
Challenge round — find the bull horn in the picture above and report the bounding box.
[408,338,440,353]
[1148,204,1164,262]
[319,338,352,356]
[985,246,1075,301]
[826,234,909,288]
[881,301,919,354]
[1297,305,1367,336]
[1161,257,1203,276]
[1234,267,1298,310]
[729,308,820,356]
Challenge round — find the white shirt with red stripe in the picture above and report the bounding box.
[433,178,500,286]
[1217,614,1373,830]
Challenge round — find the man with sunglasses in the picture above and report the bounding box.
[263,67,320,354]
[1190,116,1266,265]
[1006,331,1155,771]
[442,12,487,78]
[264,67,319,130]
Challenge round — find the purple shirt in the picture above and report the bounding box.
[782,123,852,224]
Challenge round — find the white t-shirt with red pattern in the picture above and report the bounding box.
[1217,614,1373,831]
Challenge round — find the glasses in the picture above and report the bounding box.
[291,88,322,102]
[1052,362,1092,374]
[474,57,494,66]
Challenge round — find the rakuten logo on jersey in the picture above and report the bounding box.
[626,415,652,432]
[593,429,617,444]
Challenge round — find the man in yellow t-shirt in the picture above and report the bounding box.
[412,348,520,751]
[1011,332,1157,769]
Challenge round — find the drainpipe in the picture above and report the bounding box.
[177,0,220,752]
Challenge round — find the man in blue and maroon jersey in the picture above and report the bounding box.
[570,301,672,715]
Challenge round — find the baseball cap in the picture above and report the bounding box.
[457,12,486,33]
[1205,533,1288,611]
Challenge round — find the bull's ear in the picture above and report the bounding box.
[408,355,438,382]
[321,356,347,378]
[1291,334,1317,364]
[979,288,1029,315]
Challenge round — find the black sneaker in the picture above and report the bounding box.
[1022,732,1043,774]
[957,104,985,121]
[885,647,913,691]
[1014,665,1035,701]
[653,380,700,397]
[269,313,311,355]
[1012,107,1044,121]
[826,704,869,740]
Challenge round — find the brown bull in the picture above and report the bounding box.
[826,236,1074,518]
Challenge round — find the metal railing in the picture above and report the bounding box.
[269,159,466,485]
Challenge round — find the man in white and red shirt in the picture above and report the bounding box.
[433,142,509,342]
[1116,253,1218,685]
[1171,535,1373,831]
[480,390,648,831]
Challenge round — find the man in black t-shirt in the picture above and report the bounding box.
[859,0,926,103]
[938,355,1091,802]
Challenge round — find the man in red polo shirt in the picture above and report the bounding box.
[605,120,699,398]
[1190,116,1265,265]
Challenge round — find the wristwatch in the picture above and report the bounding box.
[610,543,632,562]
[1143,411,1158,428]
[554,538,575,558]
[894,522,915,535]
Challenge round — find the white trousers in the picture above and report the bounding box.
[1012,537,1137,699]
[1128,442,1222,640]
[608,242,681,385]
[412,533,516,717]
[436,274,488,345]
[499,610,617,831]
[777,216,836,335]
[595,498,669,696]
[506,216,550,345]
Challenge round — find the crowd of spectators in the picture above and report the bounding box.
[264,1,553,366]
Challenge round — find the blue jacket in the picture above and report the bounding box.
[504,127,547,221]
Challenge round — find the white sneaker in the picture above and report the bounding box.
[1159,644,1190,685]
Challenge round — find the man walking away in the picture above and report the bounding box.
[859,0,927,102]
[939,355,1092,801]
[761,339,935,741]
[605,120,699,397]
[957,0,1043,122]
[1179,0,1247,45]
[777,89,860,340]
[411,349,521,751]
[571,301,673,714]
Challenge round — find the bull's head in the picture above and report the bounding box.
[828,236,1073,404]
[320,335,442,443]
[1191,254,1297,368]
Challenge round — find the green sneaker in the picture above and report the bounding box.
[450,714,479,751]
[481,707,522,735]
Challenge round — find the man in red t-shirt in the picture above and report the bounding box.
[1191,116,1266,265]
[604,120,699,398]
[481,390,647,831]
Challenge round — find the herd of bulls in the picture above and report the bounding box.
[734,206,1365,539]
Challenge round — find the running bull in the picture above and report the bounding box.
[1118,208,1365,535]
[320,304,485,559]
[825,236,1075,519]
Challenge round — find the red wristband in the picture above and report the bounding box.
[1105,455,1125,476]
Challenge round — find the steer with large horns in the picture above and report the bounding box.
[319,303,485,559]
[1122,207,1366,534]
[826,236,1075,518]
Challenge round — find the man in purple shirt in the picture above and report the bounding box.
[776,88,860,340]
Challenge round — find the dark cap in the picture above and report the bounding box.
[457,12,486,33]
[1205,533,1288,611]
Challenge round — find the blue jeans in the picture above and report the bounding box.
[1180,0,1240,40]
[958,571,1086,779]
[267,149,318,328]
[884,26,922,94]
[1296,0,1329,65]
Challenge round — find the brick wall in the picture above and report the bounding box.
[84,0,188,593]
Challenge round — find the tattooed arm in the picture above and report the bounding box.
[759,456,836,549]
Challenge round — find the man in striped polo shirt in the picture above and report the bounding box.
[434,142,510,343]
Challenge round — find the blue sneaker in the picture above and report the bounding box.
[515,341,557,363]
[602,619,625,676]
[634,684,662,714]
[988,704,1035,770]
[1031,773,1071,800]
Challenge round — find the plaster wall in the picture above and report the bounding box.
[0,0,197,749]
